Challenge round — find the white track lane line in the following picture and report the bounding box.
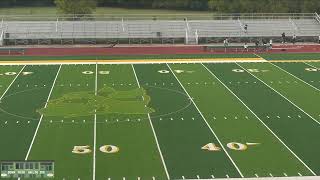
[25,64,62,160]
[202,63,317,176]
[269,62,320,92]
[0,65,26,100]
[236,62,320,126]
[131,64,170,180]
[166,63,244,178]
[93,63,98,180]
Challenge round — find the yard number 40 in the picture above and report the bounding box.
[0,72,33,76]
[305,68,319,72]
[202,142,259,151]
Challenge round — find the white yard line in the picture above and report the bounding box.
[93,63,98,180]
[25,64,62,160]
[131,64,170,180]
[236,62,320,126]
[253,53,267,61]
[201,63,317,176]
[304,62,320,70]
[95,63,98,96]
[0,65,26,100]
[166,63,244,178]
[269,62,320,92]
[253,55,320,92]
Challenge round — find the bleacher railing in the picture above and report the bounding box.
[196,29,301,38]
[6,30,187,39]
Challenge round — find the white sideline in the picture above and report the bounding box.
[201,63,317,176]
[0,65,26,100]
[236,62,320,126]
[131,64,170,180]
[25,64,62,160]
[166,63,244,178]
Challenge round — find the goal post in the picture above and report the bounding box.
[185,29,199,45]
[195,29,199,45]
[0,19,4,46]
[185,28,188,44]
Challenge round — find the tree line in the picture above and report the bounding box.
[0,0,319,13]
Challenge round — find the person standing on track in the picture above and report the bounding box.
[223,38,229,52]
[262,39,268,51]
[244,24,248,33]
[282,32,286,44]
[243,42,248,52]
[292,34,297,45]
[318,35,320,44]
[224,38,229,47]
[255,40,260,52]
[269,39,273,49]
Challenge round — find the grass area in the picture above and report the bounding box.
[0,6,215,21]
[0,7,213,16]
[0,62,319,179]
[0,7,57,15]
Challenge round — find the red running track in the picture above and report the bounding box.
[2,44,320,56]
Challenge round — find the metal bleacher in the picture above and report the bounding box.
[0,13,319,45]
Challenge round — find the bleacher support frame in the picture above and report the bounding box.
[237,18,245,32]
[315,12,320,24]
[55,18,59,32]
[289,17,298,32]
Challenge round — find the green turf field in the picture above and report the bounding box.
[0,60,319,180]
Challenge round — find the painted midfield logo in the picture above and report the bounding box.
[37,87,154,118]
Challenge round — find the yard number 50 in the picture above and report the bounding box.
[72,145,119,154]
[82,71,110,75]
[202,142,252,151]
